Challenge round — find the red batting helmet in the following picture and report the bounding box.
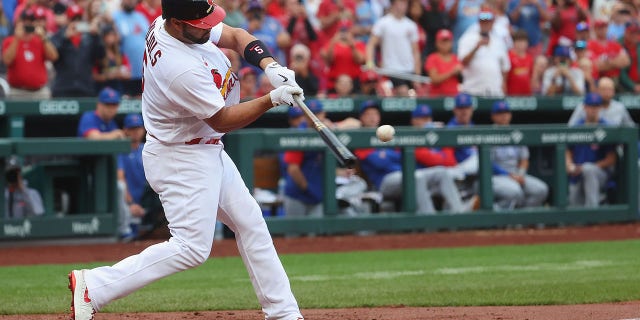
[162,0,226,29]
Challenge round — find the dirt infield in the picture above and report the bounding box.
[2,222,640,320]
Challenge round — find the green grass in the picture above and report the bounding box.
[2,239,640,314]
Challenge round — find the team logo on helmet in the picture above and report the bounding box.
[207,0,215,13]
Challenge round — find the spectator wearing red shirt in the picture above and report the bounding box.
[619,23,640,93]
[424,29,461,97]
[266,0,288,21]
[13,4,56,35]
[2,7,58,99]
[357,69,385,96]
[506,30,533,95]
[135,0,162,24]
[320,20,366,93]
[547,0,588,56]
[316,0,355,41]
[587,19,630,81]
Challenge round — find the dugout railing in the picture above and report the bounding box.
[0,139,129,239]
[2,95,640,137]
[224,125,639,235]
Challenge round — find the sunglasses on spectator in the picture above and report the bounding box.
[478,12,494,21]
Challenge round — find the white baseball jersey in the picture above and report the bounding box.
[141,17,240,143]
[82,16,303,320]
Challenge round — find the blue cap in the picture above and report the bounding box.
[454,93,473,108]
[288,107,304,118]
[584,93,603,106]
[307,99,323,114]
[553,46,571,58]
[576,21,589,32]
[412,104,432,118]
[98,87,121,104]
[359,100,380,114]
[123,113,144,128]
[491,100,510,114]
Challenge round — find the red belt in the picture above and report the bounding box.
[185,137,220,145]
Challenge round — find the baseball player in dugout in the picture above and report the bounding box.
[67,0,305,319]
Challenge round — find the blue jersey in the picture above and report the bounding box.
[282,150,324,204]
[242,16,286,67]
[569,118,614,183]
[112,10,149,79]
[77,111,119,137]
[445,0,483,46]
[447,118,476,162]
[355,148,402,189]
[118,143,146,204]
[507,0,545,46]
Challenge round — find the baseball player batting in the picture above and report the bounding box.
[67,1,305,319]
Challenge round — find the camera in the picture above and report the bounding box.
[5,167,19,184]
[24,25,35,33]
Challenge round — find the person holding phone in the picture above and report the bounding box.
[2,6,58,99]
[320,20,366,93]
[457,9,510,97]
[50,4,105,97]
[542,45,585,95]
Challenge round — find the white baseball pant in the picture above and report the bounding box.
[84,139,302,320]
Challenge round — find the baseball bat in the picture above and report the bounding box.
[293,95,357,168]
[364,66,432,84]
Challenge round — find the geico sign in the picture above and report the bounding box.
[39,100,80,114]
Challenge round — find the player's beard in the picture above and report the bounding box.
[183,28,211,44]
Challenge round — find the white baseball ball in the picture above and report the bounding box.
[376,125,395,142]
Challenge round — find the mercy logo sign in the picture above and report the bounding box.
[3,220,32,237]
[72,217,100,235]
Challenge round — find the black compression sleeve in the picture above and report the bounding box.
[243,39,274,68]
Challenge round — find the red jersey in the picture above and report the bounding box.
[135,2,162,24]
[266,1,287,22]
[316,0,355,39]
[2,36,48,89]
[415,147,457,168]
[424,53,460,97]
[507,50,533,95]
[546,5,586,56]
[587,39,624,78]
[322,41,366,89]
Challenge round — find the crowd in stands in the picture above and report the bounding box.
[1,0,640,98]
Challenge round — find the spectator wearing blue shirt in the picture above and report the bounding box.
[507,0,549,56]
[77,87,126,139]
[566,93,617,208]
[112,0,149,97]
[243,0,291,70]
[445,0,484,51]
